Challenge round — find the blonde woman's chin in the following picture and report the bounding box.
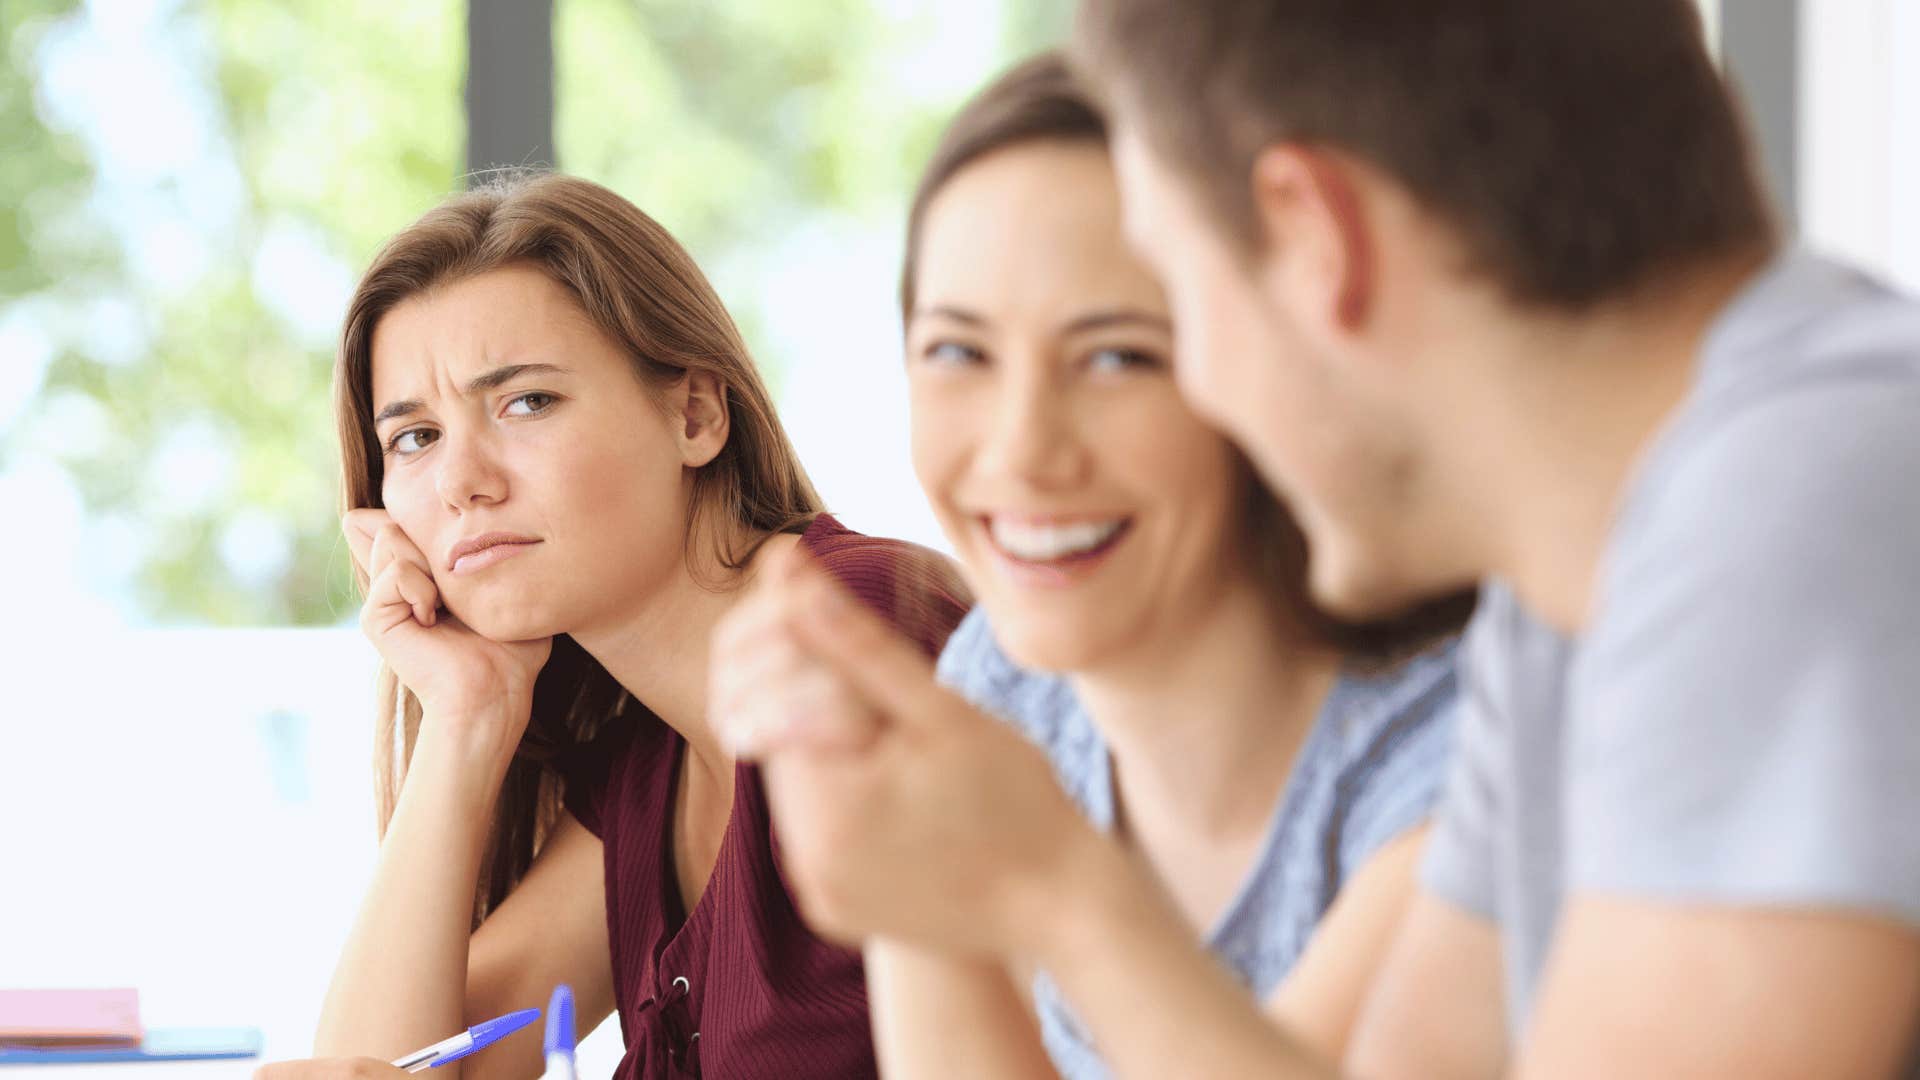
[448,601,567,647]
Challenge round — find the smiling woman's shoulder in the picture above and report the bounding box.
[801,513,973,658]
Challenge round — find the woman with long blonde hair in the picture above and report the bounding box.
[260,172,967,1080]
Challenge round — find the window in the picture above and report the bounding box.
[2,3,1062,1068]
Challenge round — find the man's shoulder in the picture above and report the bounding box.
[1606,369,1920,612]
[1563,262,1920,916]
[1605,256,1920,614]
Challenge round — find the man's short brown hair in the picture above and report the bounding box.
[1073,0,1775,309]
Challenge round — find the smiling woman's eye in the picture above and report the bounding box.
[920,340,986,367]
[504,391,558,416]
[1087,346,1164,373]
[386,427,438,456]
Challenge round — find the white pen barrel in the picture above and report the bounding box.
[540,1050,578,1080]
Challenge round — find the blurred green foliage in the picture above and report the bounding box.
[2,0,1067,625]
[2,1,102,301]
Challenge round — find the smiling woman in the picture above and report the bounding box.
[264,172,970,1080]
[776,52,1478,1080]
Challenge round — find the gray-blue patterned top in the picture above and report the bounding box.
[935,607,1460,1080]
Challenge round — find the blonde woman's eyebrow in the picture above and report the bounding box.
[464,361,572,394]
[374,363,573,426]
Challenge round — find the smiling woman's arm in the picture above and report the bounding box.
[1263,827,1430,1061]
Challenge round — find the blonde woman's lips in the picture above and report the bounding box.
[447,533,543,574]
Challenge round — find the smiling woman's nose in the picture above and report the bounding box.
[432,433,508,510]
[978,372,1089,490]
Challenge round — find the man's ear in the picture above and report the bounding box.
[1249,144,1374,332]
[673,369,730,468]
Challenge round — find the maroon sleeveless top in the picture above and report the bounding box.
[562,515,969,1079]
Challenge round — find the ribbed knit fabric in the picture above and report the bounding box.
[563,514,970,1078]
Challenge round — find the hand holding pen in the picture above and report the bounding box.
[390,1008,541,1073]
[251,1008,540,1080]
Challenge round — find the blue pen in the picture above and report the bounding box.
[540,985,577,1080]
[390,1009,541,1074]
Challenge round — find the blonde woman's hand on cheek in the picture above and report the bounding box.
[343,508,552,762]
[719,554,1107,961]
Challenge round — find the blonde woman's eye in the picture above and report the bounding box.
[387,428,438,455]
[505,392,557,416]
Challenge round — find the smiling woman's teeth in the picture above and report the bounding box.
[988,518,1126,562]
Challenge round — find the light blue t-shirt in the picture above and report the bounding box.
[937,610,1460,1080]
[1422,251,1920,1071]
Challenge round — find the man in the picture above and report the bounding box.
[719,3,1920,1075]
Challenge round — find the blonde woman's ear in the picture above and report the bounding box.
[676,369,731,467]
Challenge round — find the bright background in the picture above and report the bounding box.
[0,1,1063,1074]
[3,1,1918,1076]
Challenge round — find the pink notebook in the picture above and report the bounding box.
[0,989,142,1049]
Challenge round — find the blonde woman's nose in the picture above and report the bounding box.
[432,431,509,510]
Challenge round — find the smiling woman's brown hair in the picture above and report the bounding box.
[336,170,820,925]
[904,51,1473,663]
